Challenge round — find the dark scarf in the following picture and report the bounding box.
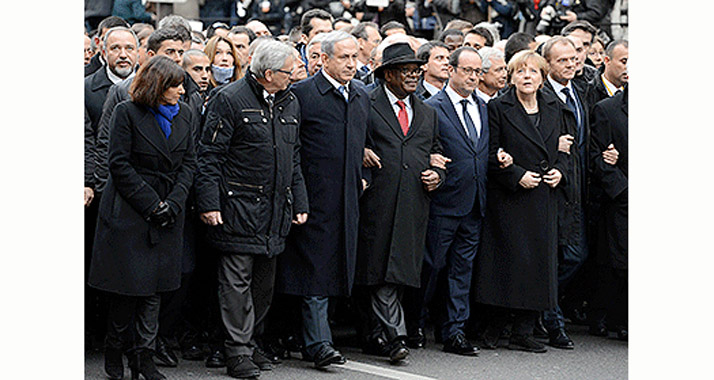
[149,103,180,139]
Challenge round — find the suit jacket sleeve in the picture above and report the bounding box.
[487,100,526,192]
[553,103,578,187]
[108,103,162,218]
[589,101,627,199]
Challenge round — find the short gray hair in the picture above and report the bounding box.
[103,27,139,50]
[250,40,295,78]
[307,32,329,53]
[478,47,505,73]
[321,31,357,58]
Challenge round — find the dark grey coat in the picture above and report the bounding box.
[88,100,196,296]
[355,85,444,288]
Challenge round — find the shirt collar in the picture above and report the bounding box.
[601,74,622,96]
[321,69,348,92]
[475,88,494,103]
[106,65,134,84]
[548,75,573,95]
[445,83,473,105]
[422,80,442,97]
[384,85,411,109]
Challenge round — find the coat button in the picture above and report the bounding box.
[256,197,261,202]
[280,118,285,123]
[403,164,409,170]
[228,191,233,196]
[243,118,249,123]
[262,118,268,123]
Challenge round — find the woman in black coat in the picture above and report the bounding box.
[473,50,571,353]
[88,55,196,380]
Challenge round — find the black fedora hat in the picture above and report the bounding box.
[374,42,425,79]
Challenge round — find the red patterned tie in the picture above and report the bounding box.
[397,100,409,136]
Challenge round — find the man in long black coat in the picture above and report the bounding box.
[588,85,628,340]
[354,43,445,363]
[274,31,370,368]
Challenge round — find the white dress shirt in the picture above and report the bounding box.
[422,80,442,98]
[548,76,581,123]
[445,85,481,138]
[384,85,413,128]
[321,69,349,100]
[475,88,495,104]
[601,74,623,97]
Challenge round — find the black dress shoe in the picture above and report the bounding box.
[313,344,346,368]
[206,350,226,368]
[129,348,166,380]
[252,347,276,371]
[547,328,574,349]
[226,355,260,379]
[104,347,124,380]
[406,328,426,349]
[443,333,479,356]
[154,336,178,367]
[508,334,547,353]
[388,340,409,364]
[363,336,389,356]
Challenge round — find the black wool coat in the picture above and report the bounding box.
[355,86,445,288]
[589,87,628,270]
[275,71,370,297]
[85,67,114,139]
[473,88,568,311]
[195,74,308,256]
[88,101,196,296]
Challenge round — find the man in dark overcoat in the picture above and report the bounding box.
[84,25,138,349]
[588,85,628,340]
[196,40,309,379]
[354,43,445,363]
[274,31,370,368]
[411,47,489,356]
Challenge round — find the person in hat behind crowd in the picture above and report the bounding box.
[354,42,446,364]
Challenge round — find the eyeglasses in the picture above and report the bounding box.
[274,68,293,76]
[395,67,423,77]
[455,66,483,76]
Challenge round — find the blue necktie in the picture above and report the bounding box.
[561,87,583,143]
[337,85,348,102]
[460,99,479,146]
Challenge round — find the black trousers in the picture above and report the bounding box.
[217,253,276,357]
[590,265,628,328]
[355,284,407,343]
[483,305,539,338]
[105,293,161,352]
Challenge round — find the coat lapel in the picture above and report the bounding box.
[372,86,405,140]
[437,91,477,154]
[501,89,548,156]
[167,105,190,152]
[406,93,427,140]
[135,108,172,162]
[474,94,489,152]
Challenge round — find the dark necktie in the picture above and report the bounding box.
[561,87,581,126]
[460,99,479,145]
[337,85,348,102]
[396,100,409,136]
[266,94,274,108]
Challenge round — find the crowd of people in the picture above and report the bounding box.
[84,1,628,379]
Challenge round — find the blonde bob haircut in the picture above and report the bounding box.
[507,50,549,89]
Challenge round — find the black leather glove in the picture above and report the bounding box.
[148,201,176,227]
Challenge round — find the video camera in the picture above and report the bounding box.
[536,0,574,35]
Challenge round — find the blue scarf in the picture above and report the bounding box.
[150,103,180,139]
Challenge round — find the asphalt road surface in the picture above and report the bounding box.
[85,324,627,380]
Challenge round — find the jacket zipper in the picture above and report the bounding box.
[211,119,223,143]
[227,181,264,190]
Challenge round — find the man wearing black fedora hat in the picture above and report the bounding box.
[354,42,446,364]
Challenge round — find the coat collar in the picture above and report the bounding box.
[499,87,559,157]
[133,103,190,163]
[314,69,361,103]
[89,67,114,92]
[371,85,425,140]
